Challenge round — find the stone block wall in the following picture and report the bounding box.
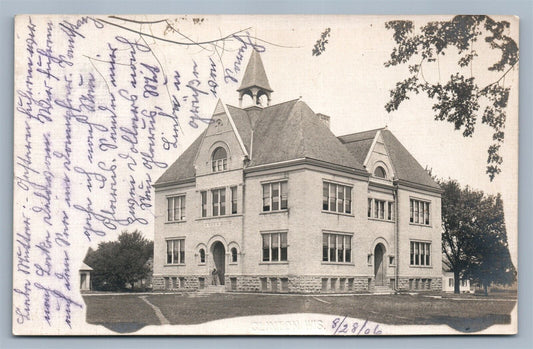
[398,277,442,291]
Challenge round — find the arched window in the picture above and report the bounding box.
[212,147,227,172]
[374,166,386,178]
[231,247,238,263]
[199,248,206,264]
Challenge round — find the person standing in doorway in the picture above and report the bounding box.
[211,268,218,285]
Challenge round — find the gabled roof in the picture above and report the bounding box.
[338,128,380,164]
[155,130,206,185]
[80,262,93,271]
[338,128,441,190]
[237,49,273,92]
[155,99,368,186]
[249,100,365,171]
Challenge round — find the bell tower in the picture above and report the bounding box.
[237,50,273,107]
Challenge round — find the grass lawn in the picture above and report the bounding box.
[83,292,516,333]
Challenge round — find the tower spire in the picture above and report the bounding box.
[237,50,273,107]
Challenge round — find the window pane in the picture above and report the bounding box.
[323,234,328,261]
[330,235,336,262]
[201,191,207,217]
[179,240,185,264]
[167,198,173,221]
[281,182,288,209]
[262,184,270,211]
[223,158,227,170]
[410,242,414,265]
[323,183,329,211]
[345,236,351,263]
[345,187,351,214]
[368,198,372,218]
[330,184,337,212]
[425,202,430,225]
[271,233,279,261]
[410,200,414,222]
[220,189,226,215]
[167,241,172,264]
[380,201,384,219]
[213,190,219,216]
[262,235,269,261]
[272,183,279,210]
[415,242,419,265]
[231,187,237,214]
[173,240,179,263]
[180,196,185,220]
[337,186,344,212]
[280,233,287,261]
[415,201,419,223]
[338,235,344,262]
[426,244,430,265]
[200,249,205,263]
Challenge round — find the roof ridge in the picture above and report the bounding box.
[338,127,385,139]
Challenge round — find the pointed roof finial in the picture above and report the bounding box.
[237,50,273,93]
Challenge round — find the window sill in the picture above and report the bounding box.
[321,210,354,217]
[409,265,433,269]
[228,262,238,265]
[259,261,289,265]
[260,209,289,215]
[164,264,186,267]
[165,220,187,224]
[409,222,432,228]
[321,262,355,266]
[196,214,242,221]
[368,217,395,223]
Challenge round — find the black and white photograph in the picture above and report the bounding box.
[12,14,518,335]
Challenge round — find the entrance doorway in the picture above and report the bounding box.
[211,241,225,285]
[374,243,386,286]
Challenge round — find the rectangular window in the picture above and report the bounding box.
[231,186,238,214]
[410,199,431,225]
[262,181,288,212]
[323,233,352,263]
[410,241,431,266]
[368,198,394,221]
[262,232,288,262]
[166,239,185,264]
[323,182,352,214]
[201,191,207,218]
[449,278,454,287]
[167,195,185,221]
[212,188,226,216]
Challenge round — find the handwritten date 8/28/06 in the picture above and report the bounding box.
[331,316,383,335]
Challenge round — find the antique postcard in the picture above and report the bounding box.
[13,14,518,335]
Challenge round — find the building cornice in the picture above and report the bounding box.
[244,157,370,180]
[395,179,443,196]
[154,177,195,190]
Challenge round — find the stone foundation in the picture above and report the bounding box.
[154,274,442,293]
[398,277,442,291]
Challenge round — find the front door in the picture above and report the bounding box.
[212,241,225,285]
[374,244,386,286]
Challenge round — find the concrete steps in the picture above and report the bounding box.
[373,286,394,294]
[197,285,226,294]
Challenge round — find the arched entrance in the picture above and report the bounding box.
[374,243,386,286]
[211,241,225,285]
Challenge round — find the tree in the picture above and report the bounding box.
[85,230,153,291]
[440,179,515,294]
[384,16,518,181]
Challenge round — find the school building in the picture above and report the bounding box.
[152,50,443,293]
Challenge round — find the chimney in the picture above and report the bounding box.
[316,113,331,129]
